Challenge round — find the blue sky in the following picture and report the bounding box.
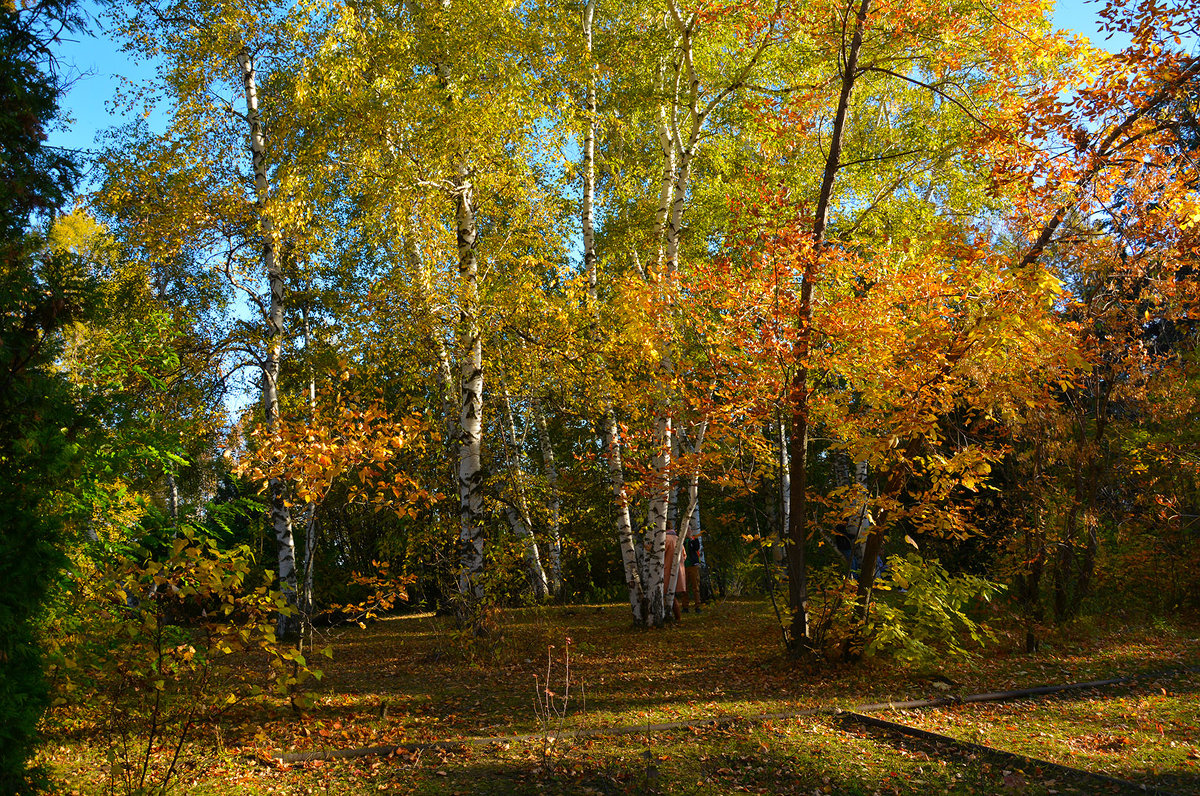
[49,0,1127,160]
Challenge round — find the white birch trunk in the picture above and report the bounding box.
[239,50,297,636]
[299,309,317,635]
[654,99,676,272]
[645,25,704,624]
[166,472,179,523]
[645,415,672,625]
[853,460,872,546]
[455,171,486,613]
[583,0,645,623]
[605,408,644,621]
[666,421,707,597]
[646,98,678,621]
[503,506,548,600]
[302,305,316,414]
[300,506,317,619]
[500,386,549,601]
[532,398,563,598]
[402,0,487,624]
[582,0,598,300]
[663,141,695,275]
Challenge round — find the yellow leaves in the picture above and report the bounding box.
[1173,198,1200,232]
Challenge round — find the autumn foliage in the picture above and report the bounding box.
[5,0,1200,787]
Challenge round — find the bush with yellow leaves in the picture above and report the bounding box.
[45,528,324,795]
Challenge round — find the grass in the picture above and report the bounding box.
[36,598,1200,794]
[878,669,1200,793]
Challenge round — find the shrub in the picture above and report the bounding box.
[45,529,322,795]
[866,553,1005,668]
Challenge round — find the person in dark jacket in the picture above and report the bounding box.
[683,535,703,612]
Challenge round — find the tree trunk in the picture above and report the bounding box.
[532,398,563,598]
[844,462,908,660]
[582,0,598,297]
[499,385,549,601]
[166,472,179,524]
[238,49,297,637]
[645,415,672,625]
[853,460,871,541]
[666,422,707,597]
[785,343,812,650]
[300,506,317,635]
[454,170,486,623]
[785,0,873,657]
[582,0,645,623]
[604,407,644,621]
[654,81,677,272]
[302,305,316,413]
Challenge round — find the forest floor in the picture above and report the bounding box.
[38,598,1200,795]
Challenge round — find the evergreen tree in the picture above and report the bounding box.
[0,1,84,789]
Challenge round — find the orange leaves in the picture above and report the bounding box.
[234,383,433,516]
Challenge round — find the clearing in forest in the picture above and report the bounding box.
[39,599,1200,795]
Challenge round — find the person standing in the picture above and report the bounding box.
[663,529,685,621]
[684,535,702,612]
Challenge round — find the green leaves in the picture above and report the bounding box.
[866,553,1005,668]
[44,526,323,793]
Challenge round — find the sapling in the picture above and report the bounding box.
[531,637,584,767]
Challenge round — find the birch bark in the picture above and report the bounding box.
[531,398,563,598]
[238,49,297,636]
[166,472,179,524]
[300,307,317,628]
[666,421,707,598]
[454,169,487,614]
[645,1,775,623]
[645,415,672,624]
[853,460,872,544]
[405,0,488,624]
[300,506,317,626]
[302,305,316,414]
[499,385,549,601]
[583,0,645,622]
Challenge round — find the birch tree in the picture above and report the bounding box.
[532,397,564,597]
[580,0,648,622]
[236,47,297,632]
[499,382,550,601]
[284,0,563,626]
[101,0,321,632]
[592,0,782,625]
